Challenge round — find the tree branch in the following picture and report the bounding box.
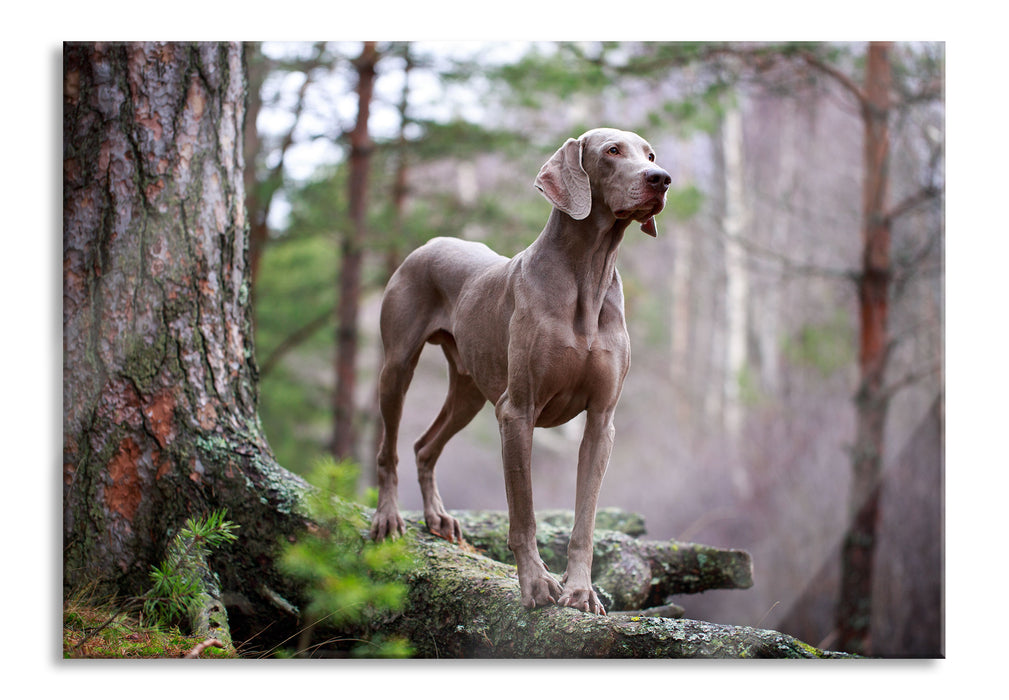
[895,77,944,107]
[260,42,328,206]
[258,306,335,377]
[886,184,942,226]
[713,227,857,282]
[185,638,225,658]
[799,50,868,107]
[882,360,942,401]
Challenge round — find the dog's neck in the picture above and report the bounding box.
[526,207,631,335]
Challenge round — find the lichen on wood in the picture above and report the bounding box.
[427,509,753,611]
[176,535,233,649]
[374,522,844,658]
[313,503,842,658]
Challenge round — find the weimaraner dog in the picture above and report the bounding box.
[370,128,671,615]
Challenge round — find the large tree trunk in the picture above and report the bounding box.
[836,41,894,656]
[333,41,378,460]
[62,42,306,624]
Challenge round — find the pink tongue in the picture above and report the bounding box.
[640,217,657,237]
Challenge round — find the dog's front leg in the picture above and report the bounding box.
[559,409,614,615]
[496,394,563,609]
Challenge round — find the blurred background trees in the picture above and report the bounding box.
[245,41,943,657]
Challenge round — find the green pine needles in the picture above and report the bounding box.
[142,509,239,629]
[279,457,416,658]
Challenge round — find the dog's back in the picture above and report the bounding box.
[380,236,507,354]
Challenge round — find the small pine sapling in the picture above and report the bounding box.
[279,457,416,657]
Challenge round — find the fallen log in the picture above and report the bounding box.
[411,509,753,611]
[295,504,845,659]
[223,493,842,659]
[170,526,234,650]
[367,520,848,658]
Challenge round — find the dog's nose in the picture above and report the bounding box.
[646,168,672,193]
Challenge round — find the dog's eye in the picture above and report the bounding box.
[608,146,619,155]
[648,153,655,162]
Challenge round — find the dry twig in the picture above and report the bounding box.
[184,638,225,658]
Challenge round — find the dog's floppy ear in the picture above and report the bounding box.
[534,137,591,220]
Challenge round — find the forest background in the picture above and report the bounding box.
[247,38,944,656]
[8,0,1006,695]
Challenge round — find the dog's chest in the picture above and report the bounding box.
[529,316,629,425]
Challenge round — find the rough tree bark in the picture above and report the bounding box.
[448,509,752,611]
[62,42,307,627]
[319,507,848,659]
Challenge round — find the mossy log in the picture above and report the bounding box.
[176,534,233,649]
[358,518,848,658]
[437,509,753,611]
[315,505,847,658]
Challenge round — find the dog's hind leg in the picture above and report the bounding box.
[413,333,486,543]
[370,285,434,540]
[370,346,420,541]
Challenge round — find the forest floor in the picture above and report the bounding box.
[62,595,237,659]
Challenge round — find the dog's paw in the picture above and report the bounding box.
[424,509,463,544]
[558,586,607,616]
[370,509,406,541]
[519,572,564,610]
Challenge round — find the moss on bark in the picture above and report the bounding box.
[441,509,752,610]
[309,503,844,659]
[378,524,845,658]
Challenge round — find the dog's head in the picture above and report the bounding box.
[534,127,671,236]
